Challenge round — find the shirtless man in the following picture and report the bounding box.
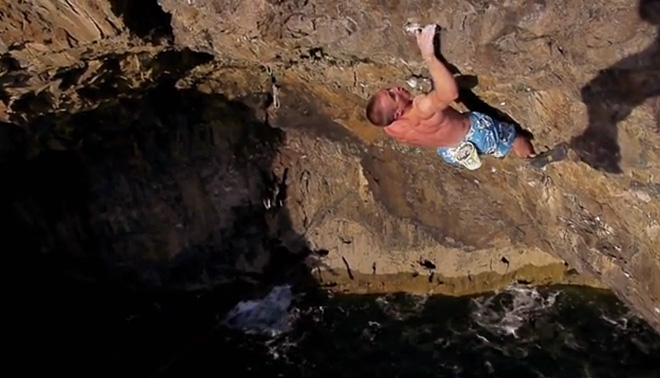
[366,25,537,168]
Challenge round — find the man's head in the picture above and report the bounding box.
[366,86,413,127]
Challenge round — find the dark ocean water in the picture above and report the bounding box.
[25,280,660,378]
[221,285,660,378]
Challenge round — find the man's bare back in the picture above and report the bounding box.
[384,95,470,149]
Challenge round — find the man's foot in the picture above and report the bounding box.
[512,135,535,158]
[529,142,570,169]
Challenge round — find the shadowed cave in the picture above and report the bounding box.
[3,58,321,376]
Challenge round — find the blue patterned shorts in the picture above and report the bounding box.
[437,112,517,165]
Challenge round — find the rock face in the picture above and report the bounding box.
[1,0,660,333]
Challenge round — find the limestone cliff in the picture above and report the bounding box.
[1,0,659,334]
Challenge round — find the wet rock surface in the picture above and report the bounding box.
[1,0,660,337]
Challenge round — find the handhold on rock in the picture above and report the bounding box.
[406,77,418,88]
[403,22,423,35]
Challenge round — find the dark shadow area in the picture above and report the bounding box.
[6,48,212,124]
[2,60,320,376]
[108,0,174,42]
[0,53,21,73]
[432,32,535,141]
[570,0,660,174]
[0,52,30,92]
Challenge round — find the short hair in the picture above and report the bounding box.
[366,93,394,126]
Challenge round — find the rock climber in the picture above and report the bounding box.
[366,24,563,170]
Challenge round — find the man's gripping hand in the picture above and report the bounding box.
[415,24,438,60]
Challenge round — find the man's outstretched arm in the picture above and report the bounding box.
[416,25,458,106]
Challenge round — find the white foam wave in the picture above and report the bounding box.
[471,285,560,338]
[223,285,295,337]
